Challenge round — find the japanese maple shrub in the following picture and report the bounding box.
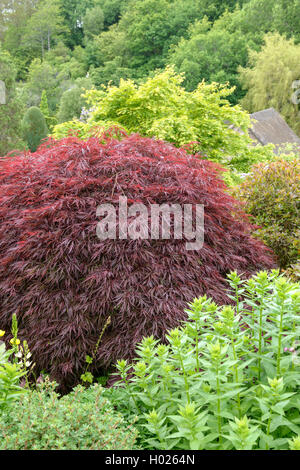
[0,134,275,390]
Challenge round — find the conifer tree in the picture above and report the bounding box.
[40,89,57,130]
[22,106,49,152]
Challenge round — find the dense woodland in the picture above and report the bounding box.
[0,0,300,156]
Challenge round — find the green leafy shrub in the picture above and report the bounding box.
[21,106,49,152]
[0,318,27,412]
[52,67,274,172]
[0,341,27,412]
[52,119,127,141]
[0,379,138,450]
[276,143,300,161]
[285,261,300,283]
[106,270,300,450]
[233,159,300,269]
[56,87,87,123]
[56,77,93,124]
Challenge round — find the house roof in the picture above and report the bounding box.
[249,107,300,151]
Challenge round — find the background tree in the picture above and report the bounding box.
[116,0,204,75]
[272,0,300,43]
[58,0,94,47]
[0,0,40,78]
[21,106,49,152]
[89,26,126,65]
[0,47,24,157]
[54,67,274,173]
[22,59,63,112]
[40,90,57,130]
[97,0,127,29]
[239,33,300,135]
[57,77,93,123]
[213,0,275,41]
[83,5,105,39]
[24,0,66,58]
[1,0,300,143]
[169,18,254,103]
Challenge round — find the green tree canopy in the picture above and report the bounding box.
[53,67,274,172]
[83,5,105,39]
[168,18,254,103]
[239,33,300,135]
[24,0,66,58]
[0,1,40,78]
[57,77,93,123]
[57,0,95,47]
[0,47,24,157]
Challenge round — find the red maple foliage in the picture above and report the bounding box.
[0,134,275,390]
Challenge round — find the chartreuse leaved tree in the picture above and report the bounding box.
[52,67,274,173]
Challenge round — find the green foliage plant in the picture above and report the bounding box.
[0,314,28,412]
[168,17,252,104]
[22,106,49,152]
[56,85,87,123]
[0,341,26,412]
[0,379,138,450]
[233,159,300,269]
[81,316,111,385]
[53,67,274,172]
[239,33,300,136]
[40,90,57,130]
[105,270,300,450]
[285,262,300,283]
[0,46,24,157]
[52,118,128,141]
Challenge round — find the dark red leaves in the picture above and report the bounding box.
[0,134,275,390]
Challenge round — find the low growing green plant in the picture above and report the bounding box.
[0,378,138,450]
[105,270,300,450]
[0,342,27,412]
[81,316,111,385]
[0,316,28,412]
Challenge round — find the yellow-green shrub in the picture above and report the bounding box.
[52,67,274,172]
